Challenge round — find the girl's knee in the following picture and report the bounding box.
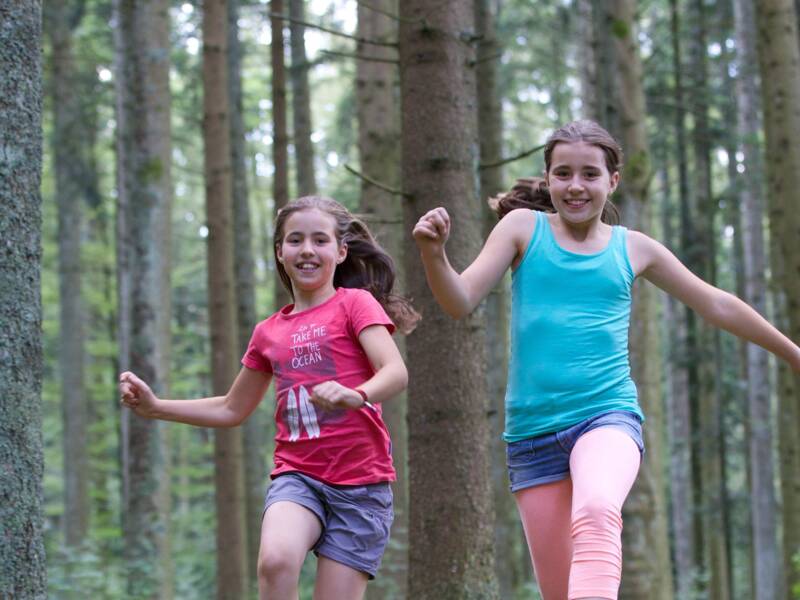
[257,546,304,583]
[571,497,622,537]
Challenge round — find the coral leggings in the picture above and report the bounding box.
[513,427,641,600]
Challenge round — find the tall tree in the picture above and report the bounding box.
[46,0,89,548]
[228,0,266,583]
[355,2,407,598]
[113,0,173,595]
[605,2,674,597]
[732,1,784,598]
[687,1,730,595]
[203,0,248,597]
[667,1,698,595]
[0,2,46,596]
[289,0,316,196]
[400,2,498,598]
[271,0,291,309]
[754,1,800,596]
[474,0,519,596]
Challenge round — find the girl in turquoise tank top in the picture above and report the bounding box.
[412,120,800,600]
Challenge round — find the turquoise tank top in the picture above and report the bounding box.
[504,211,643,442]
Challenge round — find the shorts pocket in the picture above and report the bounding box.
[506,439,535,468]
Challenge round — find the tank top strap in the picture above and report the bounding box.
[610,225,635,283]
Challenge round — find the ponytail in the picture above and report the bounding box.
[335,218,421,335]
[488,177,620,225]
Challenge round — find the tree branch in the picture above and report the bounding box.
[344,164,410,198]
[479,143,546,170]
[268,12,398,47]
[320,49,399,64]
[355,0,420,24]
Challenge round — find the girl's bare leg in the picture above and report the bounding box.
[312,556,368,600]
[258,501,322,600]
[514,478,574,599]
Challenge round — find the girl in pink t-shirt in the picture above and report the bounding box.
[120,196,418,599]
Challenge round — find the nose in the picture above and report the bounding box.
[299,239,314,255]
[567,176,584,193]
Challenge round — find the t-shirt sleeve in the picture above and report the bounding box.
[241,322,274,373]
[348,289,396,336]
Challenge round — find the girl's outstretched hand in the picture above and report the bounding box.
[119,371,159,418]
[412,207,451,257]
[310,380,365,411]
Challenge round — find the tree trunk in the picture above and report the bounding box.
[474,0,521,596]
[754,1,800,596]
[399,2,498,598]
[0,3,46,596]
[203,1,248,597]
[354,3,406,598]
[113,0,173,595]
[731,1,784,598]
[666,2,699,596]
[289,0,316,197]
[228,0,265,586]
[271,0,291,310]
[687,1,731,596]
[46,0,90,549]
[606,3,674,597]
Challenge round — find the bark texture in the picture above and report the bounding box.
[399,2,498,598]
[113,0,173,595]
[754,1,800,596]
[355,2,407,598]
[46,0,89,548]
[289,0,316,196]
[0,2,46,597]
[271,0,291,310]
[733,1,784,598]
[203,0,248,596]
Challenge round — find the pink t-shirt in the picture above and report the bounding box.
[242,287,397,485]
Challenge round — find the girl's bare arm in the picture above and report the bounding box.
[412,207,533,319]
[119,367,273,427]
[630,231,800,371]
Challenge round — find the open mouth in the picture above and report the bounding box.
[564,198,590,208]
[296,262,319,272]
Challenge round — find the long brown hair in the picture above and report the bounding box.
[273,196,420,334]
[489,120,623,224]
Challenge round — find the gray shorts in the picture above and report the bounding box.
[264,472,394,578]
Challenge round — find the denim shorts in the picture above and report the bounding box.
[506,410,645,493]
[264,472,394,578]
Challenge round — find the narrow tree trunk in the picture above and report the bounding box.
[668,3,699,595]
[203,1,248,597]
[754,2,800,596]
[289,0,316,196]
[46,0,89,548]
[687,1,731,595]
[474,0,520,596]
[0,3,46,596]
[732,1,784,598]
[228,0,265,585]
[355,3,406,598]
[113,0,173,595]
[400,2,498,598]
[607,3,674,597]
[271,0,291,310]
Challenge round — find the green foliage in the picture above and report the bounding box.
[612,18,630,39]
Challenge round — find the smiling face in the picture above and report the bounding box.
[276,208,347,308]
[545,141,619,226]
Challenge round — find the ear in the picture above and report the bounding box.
[337,243,348,264]
[609,171,620,194]
[275,244,284,263]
